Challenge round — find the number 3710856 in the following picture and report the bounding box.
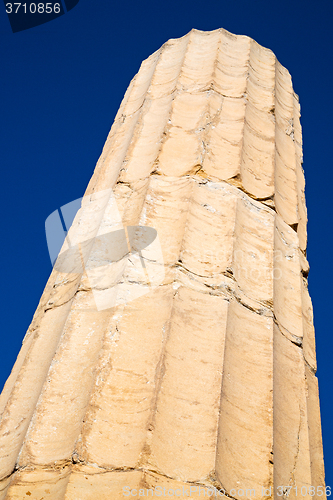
[277,486,331,497]
[5,3,61,14]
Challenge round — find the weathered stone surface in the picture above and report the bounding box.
[0,28,325,499]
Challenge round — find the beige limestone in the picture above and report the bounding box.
[0,28,326,499]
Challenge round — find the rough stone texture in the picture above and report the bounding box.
[0,28,326,499]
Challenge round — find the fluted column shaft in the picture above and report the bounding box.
[0,28,325,500]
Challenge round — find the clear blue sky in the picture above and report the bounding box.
[0,0,332,487]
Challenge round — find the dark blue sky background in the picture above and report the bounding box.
[0,0,332,486]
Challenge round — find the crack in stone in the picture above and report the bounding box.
[273,316,303,348]
[288,407,302,494]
